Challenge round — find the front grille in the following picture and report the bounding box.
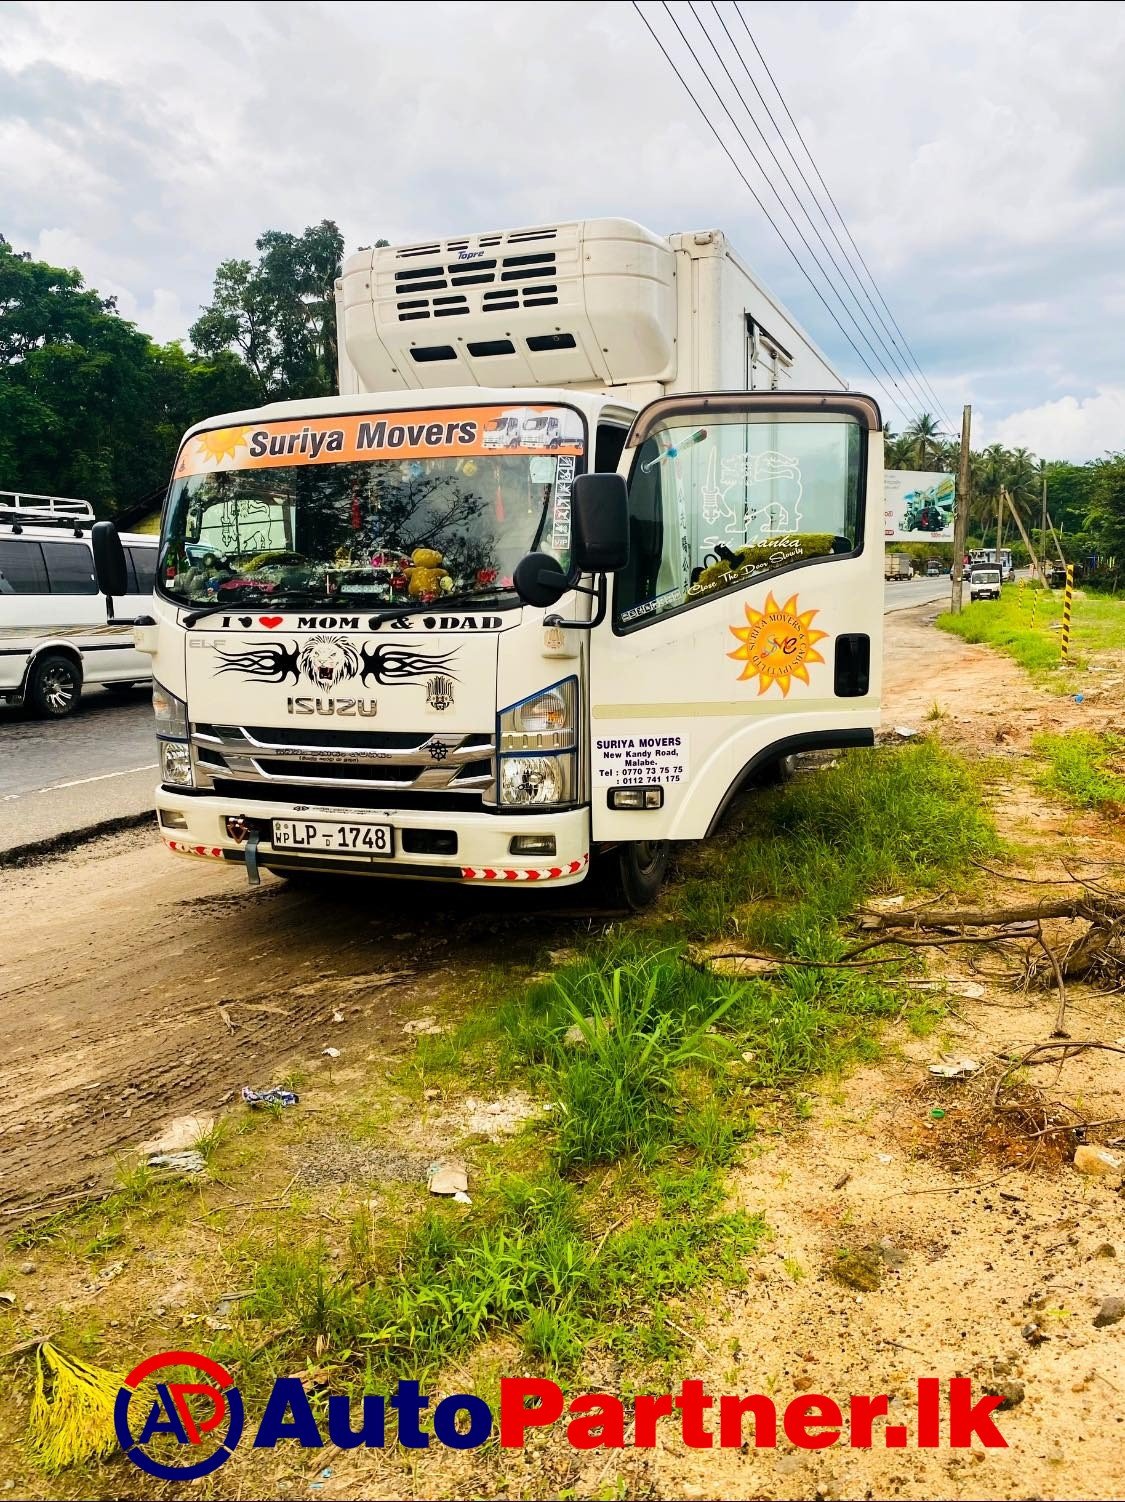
[192,725,495,801]
[212,779,485,813]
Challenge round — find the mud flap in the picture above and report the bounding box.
[245,828,261,886]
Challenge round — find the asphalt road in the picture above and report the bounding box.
[0,583,956,854]
[882,574,953,613]
[0,686,156,855]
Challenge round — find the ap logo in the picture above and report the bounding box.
[115,1350,244,1480]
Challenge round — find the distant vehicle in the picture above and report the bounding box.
[925,559,942,577]
[969,566,1002,602]
[0,496,156,717]
[973,547,1014,581]
[885,553,913,582]
[1043,561,1068,588]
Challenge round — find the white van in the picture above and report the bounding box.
[0,496,157,717]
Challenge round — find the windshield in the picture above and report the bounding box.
[974,570,1001,583]
[160,404,583,607]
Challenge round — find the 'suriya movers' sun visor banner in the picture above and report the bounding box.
[175,407,585,478]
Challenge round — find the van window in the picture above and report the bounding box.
[40,540,97,595]
[0,539,49,594]
[126,546,156,594]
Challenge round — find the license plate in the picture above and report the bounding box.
[271,819,393,855]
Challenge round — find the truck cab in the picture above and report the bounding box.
[92,218,884,906]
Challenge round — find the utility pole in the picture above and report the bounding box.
[1040,470,1048,582]
[951,404,971,613]
[996,485,1005,572]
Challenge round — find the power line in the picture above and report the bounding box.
[687,7,925,429]
[636,2,914,425]
[734,3,955,432]
[704,0,937,423]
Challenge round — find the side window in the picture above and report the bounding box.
[126,547,156,594]
[615,414,862,629]
[40,541,98,595]
[594,422,628,473]
[0,539,48,594]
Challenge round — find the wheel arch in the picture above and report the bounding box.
[704,728,875,838]
[20,640,85,698]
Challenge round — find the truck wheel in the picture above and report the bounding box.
[601,840,669,910]
[752,753,798,788]
[28,654,81,717]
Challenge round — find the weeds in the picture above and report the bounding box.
[937,584,1125,685]
[1034,730,1125,811]
[231,1164,761,1387]
[673,740,998,949]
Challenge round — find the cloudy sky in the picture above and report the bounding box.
[3,0,1124,460]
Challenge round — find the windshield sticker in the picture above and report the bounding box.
[175,407,584,478]
[188,614,506,633]
[700,446,805,551]
[728,591,828,697]
[529,456,556,484]
[549,453,576,555]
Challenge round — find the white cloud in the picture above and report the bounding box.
[991,389,1125,462]
[2,1,1125,458]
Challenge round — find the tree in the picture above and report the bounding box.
[189,220,370,401]
[901,412,944,470]
[0,240,260,515]
[1085,453,1125,557]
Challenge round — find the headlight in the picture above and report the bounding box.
[499,678,576,752]
[499,755,574,807]
[515,689,567,734]
[160,740,193,786]
[152,681,188,737]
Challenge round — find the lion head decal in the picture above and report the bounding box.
[297,636,361,690]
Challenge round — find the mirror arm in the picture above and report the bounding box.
[544,575,607,631]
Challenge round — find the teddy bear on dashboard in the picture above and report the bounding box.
[405,547,454,602]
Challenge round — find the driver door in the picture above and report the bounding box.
[589,392,884,841]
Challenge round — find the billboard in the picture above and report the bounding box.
[884,470,956,542]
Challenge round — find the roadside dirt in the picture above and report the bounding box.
[0,836,574,1224]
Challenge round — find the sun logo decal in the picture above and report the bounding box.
[177,426,253,475]
[728,590,829,696]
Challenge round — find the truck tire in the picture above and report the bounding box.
[27,653,82,717]
[751,753,798,788]
[599,840,669,911]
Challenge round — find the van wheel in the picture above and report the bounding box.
[28,654,81,717]
[601,840,669,910]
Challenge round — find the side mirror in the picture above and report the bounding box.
[513,551,572,608]
[571,472,630,574]
[92,520,128,597]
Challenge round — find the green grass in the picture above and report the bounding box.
[219,1166,766,1391]
[1034,730,1125,810]
[674,739,998,950]
[937,582,1125,684]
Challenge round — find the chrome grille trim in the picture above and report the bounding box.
[191,725,495,796]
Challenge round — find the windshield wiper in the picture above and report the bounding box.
[180,589,337,627]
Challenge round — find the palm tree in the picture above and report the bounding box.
[902,413,944,470]
[974,443,1008,534]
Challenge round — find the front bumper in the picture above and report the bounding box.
[155,787,591,886]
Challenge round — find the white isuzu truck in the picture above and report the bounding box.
[93,218,884,906]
